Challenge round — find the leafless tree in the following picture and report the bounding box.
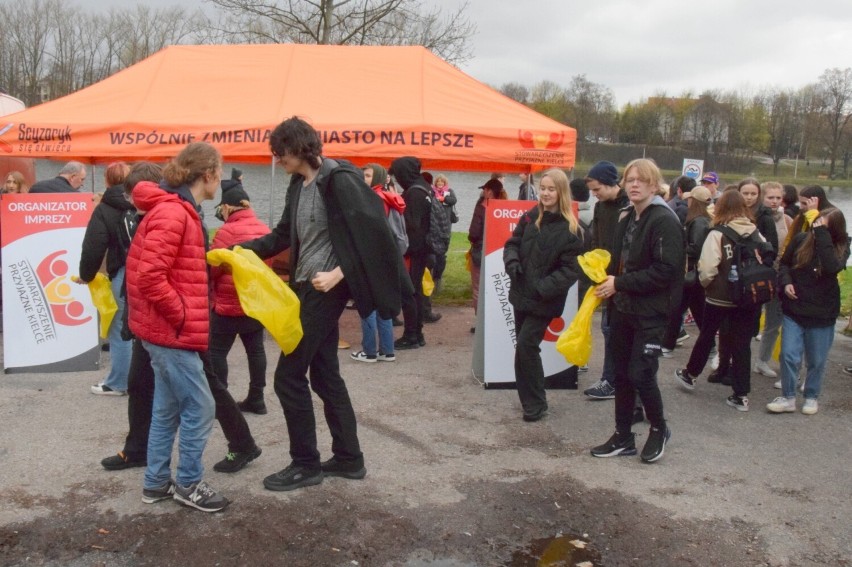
[500,82,529,104]
[203,0,476,64]
[816,67,852,177]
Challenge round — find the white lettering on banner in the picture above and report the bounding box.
[492,208,525,219]
[7,201,87,212]
[24,215,72,224]
[492,272,516,346]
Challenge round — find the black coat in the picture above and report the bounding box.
[684,215,711,270]
[239,158,412,320]
[753,204,779,252]
[391,157,431,256]
[29,176,78,194]
[590,189,629,252]
[79,185,136,281]
[779,228,849,327]
[503,208,583,318]
[608,200,685,321]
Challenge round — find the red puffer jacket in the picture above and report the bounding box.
[210,208,271,316]
[126,182,209,352]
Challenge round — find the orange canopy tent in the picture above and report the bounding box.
[0,44,574,172]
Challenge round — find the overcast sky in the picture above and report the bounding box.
[79,0,852,107]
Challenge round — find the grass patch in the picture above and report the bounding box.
[433,232,473,306]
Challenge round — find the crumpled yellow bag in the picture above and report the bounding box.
[556,249,611,366]
[423,268,435,296]
[87,273,118,339]
[207,246,303,354]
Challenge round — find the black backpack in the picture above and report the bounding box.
[413,182,450,256]
[714,225,777,307]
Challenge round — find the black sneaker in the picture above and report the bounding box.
[583,379,615,399]
[142,480,175,504]
[237,397,268,415]
[674,369,695,391]
[632,406,645,425]
[640,425,671,463]
[263,463,323,492]
[423,312,442,323]
[174,480,230,512]
[676,329,690,345]
[590,432,637,457]
[321,456,367,480]
[213,446,262,473]
[726,395,749,412]
[707,370,732,386]
[102,451,146,471]
[522,405,548,422]
[417,333,426,347]
[394,335,420,350]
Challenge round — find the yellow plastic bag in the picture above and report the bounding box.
[423,268,435,296]
[87,273,118,339]
[556,249,611,366]
[207,246,303,354]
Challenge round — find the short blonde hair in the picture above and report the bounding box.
[622,158,663,190]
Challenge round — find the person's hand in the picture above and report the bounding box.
[784,284,798,300]
[312,267,344,292]
[804,196,819,211]
[812,217,825,228]
[594,275,616,299]
[71,275,87,285]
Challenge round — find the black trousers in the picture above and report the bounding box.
[402,252,427,337]
[686,303,757,398]
[272,282,362,469]
[122,339,257,460]
[209,313,267,391]
[662,283,707,349]
[610,309,666,433]
[513,310,552,414]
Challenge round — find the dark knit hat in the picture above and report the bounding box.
[480,178,503,193]
[218,184,250,207]
[231,168,243,181]
[569,178,590,202]
[586,161,619,186]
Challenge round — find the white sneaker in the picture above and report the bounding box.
[661,347,674,358]
[801,399,818,415]
[710,352,720,370]
[766,396,796,413]
[753,360,777,378]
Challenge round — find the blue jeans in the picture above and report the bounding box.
[360,311,394,356]
[779,316,834,400]
[142,341,215,489]
[101,267,132,391]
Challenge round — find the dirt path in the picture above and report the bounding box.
[1,306,851,566]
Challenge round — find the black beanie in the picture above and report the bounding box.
[231,168,243,180]
[218,184,250,207]
[586,161,619,186]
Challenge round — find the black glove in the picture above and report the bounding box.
[506,262,523,281]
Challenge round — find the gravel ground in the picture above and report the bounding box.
[1,306,851,566]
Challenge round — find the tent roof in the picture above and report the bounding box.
[1,44,575,172]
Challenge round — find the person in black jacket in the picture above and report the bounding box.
[79,161,135,395]
[238,117,410,492]
[390,156,432,349]
[29,161,87,193]
[767,208,849,415]
[590,158,684,463]
[583,161,629,400]
[504,169,583,422]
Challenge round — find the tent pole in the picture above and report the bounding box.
[269,156,275,227]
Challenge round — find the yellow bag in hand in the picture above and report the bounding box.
[555,249,611,366]
[88,273,118,339]
[423,268,435,296]
[207,246,303,354]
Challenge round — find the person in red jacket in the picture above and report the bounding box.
[209,182,271,413]
[126,142,229,513]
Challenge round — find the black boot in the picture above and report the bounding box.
[238,388,268,415]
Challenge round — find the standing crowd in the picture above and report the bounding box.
[14,118,848,512]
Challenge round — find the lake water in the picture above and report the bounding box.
[36,160,852,236]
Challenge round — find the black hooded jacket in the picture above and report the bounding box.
[390,156,431,256]
[79,184,136,281]
[239,158,413,320]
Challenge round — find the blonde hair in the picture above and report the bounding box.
[621,158,664,190]
[537,168,580,235]
[434,173,449,187]
[163,142,221,187]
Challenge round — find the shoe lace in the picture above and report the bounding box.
[194,481,216,498]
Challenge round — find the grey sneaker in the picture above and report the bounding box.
[584,379,615,399]
[376,352,396,362]
[675,369,696,391]
[142,480,175,504]
[173,480,230,513]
